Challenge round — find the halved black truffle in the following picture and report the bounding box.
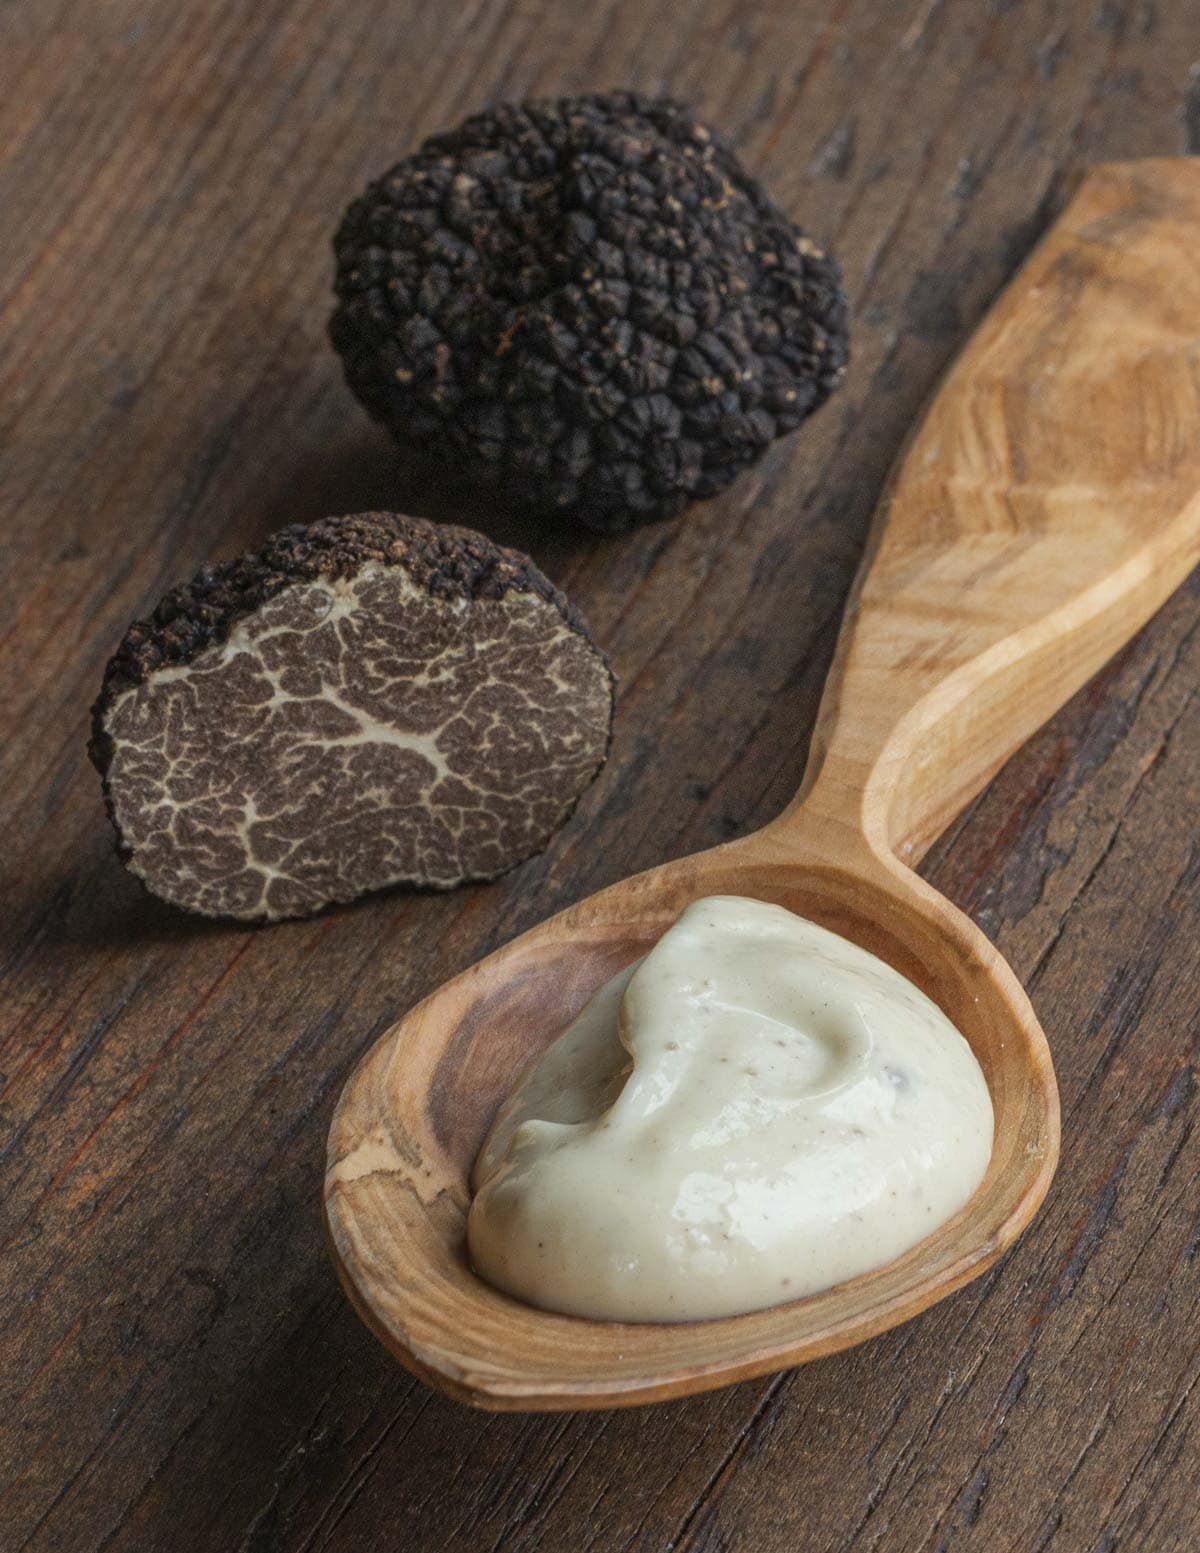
[330,92,849,532]
[89,513,615,922]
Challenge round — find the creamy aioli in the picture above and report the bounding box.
[468,896,993,1321]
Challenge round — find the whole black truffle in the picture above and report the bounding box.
[330,92,849,532]
[89,513,614,922]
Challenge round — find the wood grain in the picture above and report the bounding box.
[797,157,1200,860]
[4,0,1200,1548]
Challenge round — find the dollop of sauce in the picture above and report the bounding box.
[468,896,993,1321]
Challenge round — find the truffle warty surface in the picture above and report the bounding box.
[90,513,614,922]
[330,92,849,531]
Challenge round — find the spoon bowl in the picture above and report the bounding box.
[326,159,1200,1408]
[326,819,1056,1408]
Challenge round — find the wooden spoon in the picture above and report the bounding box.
[324,159,1200,1410]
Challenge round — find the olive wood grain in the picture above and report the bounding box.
[790,158,1200,864]
[324,158,1200,1411]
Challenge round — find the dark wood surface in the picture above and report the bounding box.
[4,2,1200,1548]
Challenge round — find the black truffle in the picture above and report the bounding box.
[89,513,615,922]
[330,92,849,532]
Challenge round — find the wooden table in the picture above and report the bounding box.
[5,2,1200,1548]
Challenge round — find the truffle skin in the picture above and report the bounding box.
[329,92,849,532]
[89,513,615,922]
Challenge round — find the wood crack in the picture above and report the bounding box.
[664,1373,791,1553]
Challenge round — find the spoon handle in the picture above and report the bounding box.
[790,157,1200,865]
